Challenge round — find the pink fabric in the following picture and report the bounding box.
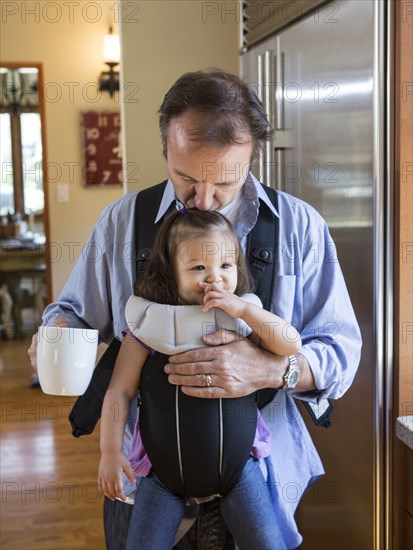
[251,409,272,458]
[129,422,152,476]
[129,408,271,476]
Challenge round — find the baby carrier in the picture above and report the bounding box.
[69,182,333,451]
[135,182,278,497]
[139,351,257,498]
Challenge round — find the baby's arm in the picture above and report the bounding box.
[98,334,148,501]
[202,282,301,356]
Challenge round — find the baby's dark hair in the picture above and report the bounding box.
[134,208,252,305]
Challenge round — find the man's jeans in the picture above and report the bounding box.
[104,494,235,550]
[125,458,287,550]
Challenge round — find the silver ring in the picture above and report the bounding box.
[205,374,212,388]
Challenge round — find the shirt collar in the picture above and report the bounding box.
[154,180,176,223]
[244,172,279,218]
[153,173,279,225]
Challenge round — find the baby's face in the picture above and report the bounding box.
[175,231,238,305]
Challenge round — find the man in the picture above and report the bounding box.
[29,70,361,549]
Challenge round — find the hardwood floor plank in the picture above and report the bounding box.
[1,339,105,549]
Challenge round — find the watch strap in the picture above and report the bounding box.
[282,354,299,390]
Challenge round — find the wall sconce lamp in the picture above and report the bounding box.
[99,27,120,97]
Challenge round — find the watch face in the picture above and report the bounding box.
[288,370,299,387]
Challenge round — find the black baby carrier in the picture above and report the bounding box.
[69,182,333,494]
[139,352,257,498]
[135,181,280,498]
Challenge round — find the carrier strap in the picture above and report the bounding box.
[246,185,279,312]
[134,180,168,279]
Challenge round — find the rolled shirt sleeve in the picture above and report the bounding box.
[42,192,138,343]
[275,191,362,402]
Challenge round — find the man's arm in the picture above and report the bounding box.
[28,216,113,369]
[28,194,137,369]
[165,202,361,402]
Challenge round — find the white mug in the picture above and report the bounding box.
[37,326,99,396]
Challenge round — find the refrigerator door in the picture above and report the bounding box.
[241,1,384,548]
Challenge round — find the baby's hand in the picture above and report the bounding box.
[98,452,135,502]
[200,282,246,318]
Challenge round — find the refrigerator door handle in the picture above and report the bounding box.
[264,49,274,187]
[274,49,284,191]
[257,53,265,183]
[275,149,283,192]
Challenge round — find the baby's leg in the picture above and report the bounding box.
[220,458,287,550]
[126,472,185,550]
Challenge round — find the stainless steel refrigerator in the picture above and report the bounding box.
[241,1,392,548]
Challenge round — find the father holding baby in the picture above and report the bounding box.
[29,69,362,549]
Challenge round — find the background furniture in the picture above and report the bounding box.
[0,237,46,338]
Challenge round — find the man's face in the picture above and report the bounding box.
[166,112,254,211]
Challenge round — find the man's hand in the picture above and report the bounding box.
[164,328,288,398]
[27,317,69,371]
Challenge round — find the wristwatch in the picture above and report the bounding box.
[282,355,300,390]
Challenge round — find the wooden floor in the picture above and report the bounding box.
[0,338,105,549]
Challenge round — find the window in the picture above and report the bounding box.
[0,67,44,218]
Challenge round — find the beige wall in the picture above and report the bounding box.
[120,0,240,190]
[1,0,240,299]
